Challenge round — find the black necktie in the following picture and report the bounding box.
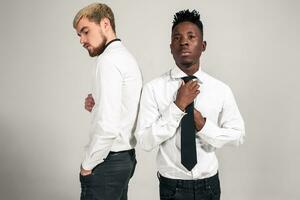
[181,76,197,171]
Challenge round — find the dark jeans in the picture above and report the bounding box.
[80,149,137,200]
[159,172,221,200]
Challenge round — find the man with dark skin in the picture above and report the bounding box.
[136,10,245,200]
[171,21,207,130]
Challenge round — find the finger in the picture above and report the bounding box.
[85,98,92,103]
[191,82,200,90]
[86,99,94,103]
[85,107,92,112]
[86,99,95,105]
[186,83,199,94]
[185,80,194,86]
[88,99,95,104]
[178,80,185,90]
[186,80,197,89]
[86,96,93,101]
[191,90,200,98]
[86,101,94,107]
[193,109,199,115]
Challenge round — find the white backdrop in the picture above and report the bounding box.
[0,0,299,199]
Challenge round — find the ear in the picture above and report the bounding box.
[170,43,173,54]
[202,41,207,52]
[100,17,111,31]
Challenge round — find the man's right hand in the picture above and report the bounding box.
[85,94,95,112]
[175,80,200,111]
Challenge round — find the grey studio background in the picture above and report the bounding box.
[0,0,299,199]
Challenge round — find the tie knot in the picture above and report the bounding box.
[181,75,197,83]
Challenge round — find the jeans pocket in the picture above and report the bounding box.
[80,182,95,200]
[208,182,221,200]
[79,173,94,200]
[159,182,177,200]
[79,172,94,185]
[129,158,137,178]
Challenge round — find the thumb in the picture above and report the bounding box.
[181,80,185,86]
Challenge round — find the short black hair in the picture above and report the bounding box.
[172,9,203,35]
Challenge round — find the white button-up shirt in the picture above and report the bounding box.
[82,41,143,170]
[136,67,245,179]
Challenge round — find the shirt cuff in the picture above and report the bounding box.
[196,118,221,148]
[81,159,102,171]
[161,102,186,128]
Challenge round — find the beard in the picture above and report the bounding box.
[87,28,108,57]
[88,40,106,57]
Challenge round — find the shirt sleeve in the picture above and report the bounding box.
[81,57,122,170]
[197,86,245,148]
[136,83,186,151]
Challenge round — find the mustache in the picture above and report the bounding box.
[83,43,90,49]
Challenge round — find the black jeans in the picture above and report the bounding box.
[159,172,221,200]
[80,149,137,200]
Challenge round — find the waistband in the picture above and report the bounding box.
[108,149,135,156]
[158,172,219,190]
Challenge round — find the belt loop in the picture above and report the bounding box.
[194,179,197,190]
[176,179,180,189]
[157,172,161,180]
[204,178,208,190]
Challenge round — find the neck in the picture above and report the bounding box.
[105,32,117,46]
[178,62,200,76]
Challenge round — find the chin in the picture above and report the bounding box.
[88,49,102,57]
[88,52,98,57]
[180,61,193,68]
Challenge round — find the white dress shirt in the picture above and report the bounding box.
[136,67,245,179]
[82,41,142,170]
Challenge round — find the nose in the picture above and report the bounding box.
[180,36,188,46]
[80,36,85,44]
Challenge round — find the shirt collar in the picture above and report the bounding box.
[103,38,121,52]
[170,67,204,83]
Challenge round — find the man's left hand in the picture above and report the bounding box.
[80,166,92,176]
[194,109,206,131]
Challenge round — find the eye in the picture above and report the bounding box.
[172,36,180,41]
[81,28,89,35]
[188,35,196,39]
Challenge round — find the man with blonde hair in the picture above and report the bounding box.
[73,3,142,200]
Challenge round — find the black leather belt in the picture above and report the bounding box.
[158,172,219,189]
[108,149,135,157]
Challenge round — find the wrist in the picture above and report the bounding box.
[174,101,185,111]
[174,99,187,111]
[196,117,206,131]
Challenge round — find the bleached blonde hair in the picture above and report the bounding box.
[73,3,116,33]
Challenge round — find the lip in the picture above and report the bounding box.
[180,51,191,56]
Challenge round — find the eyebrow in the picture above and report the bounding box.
[77,26,88,36]
[172,31,195,36]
